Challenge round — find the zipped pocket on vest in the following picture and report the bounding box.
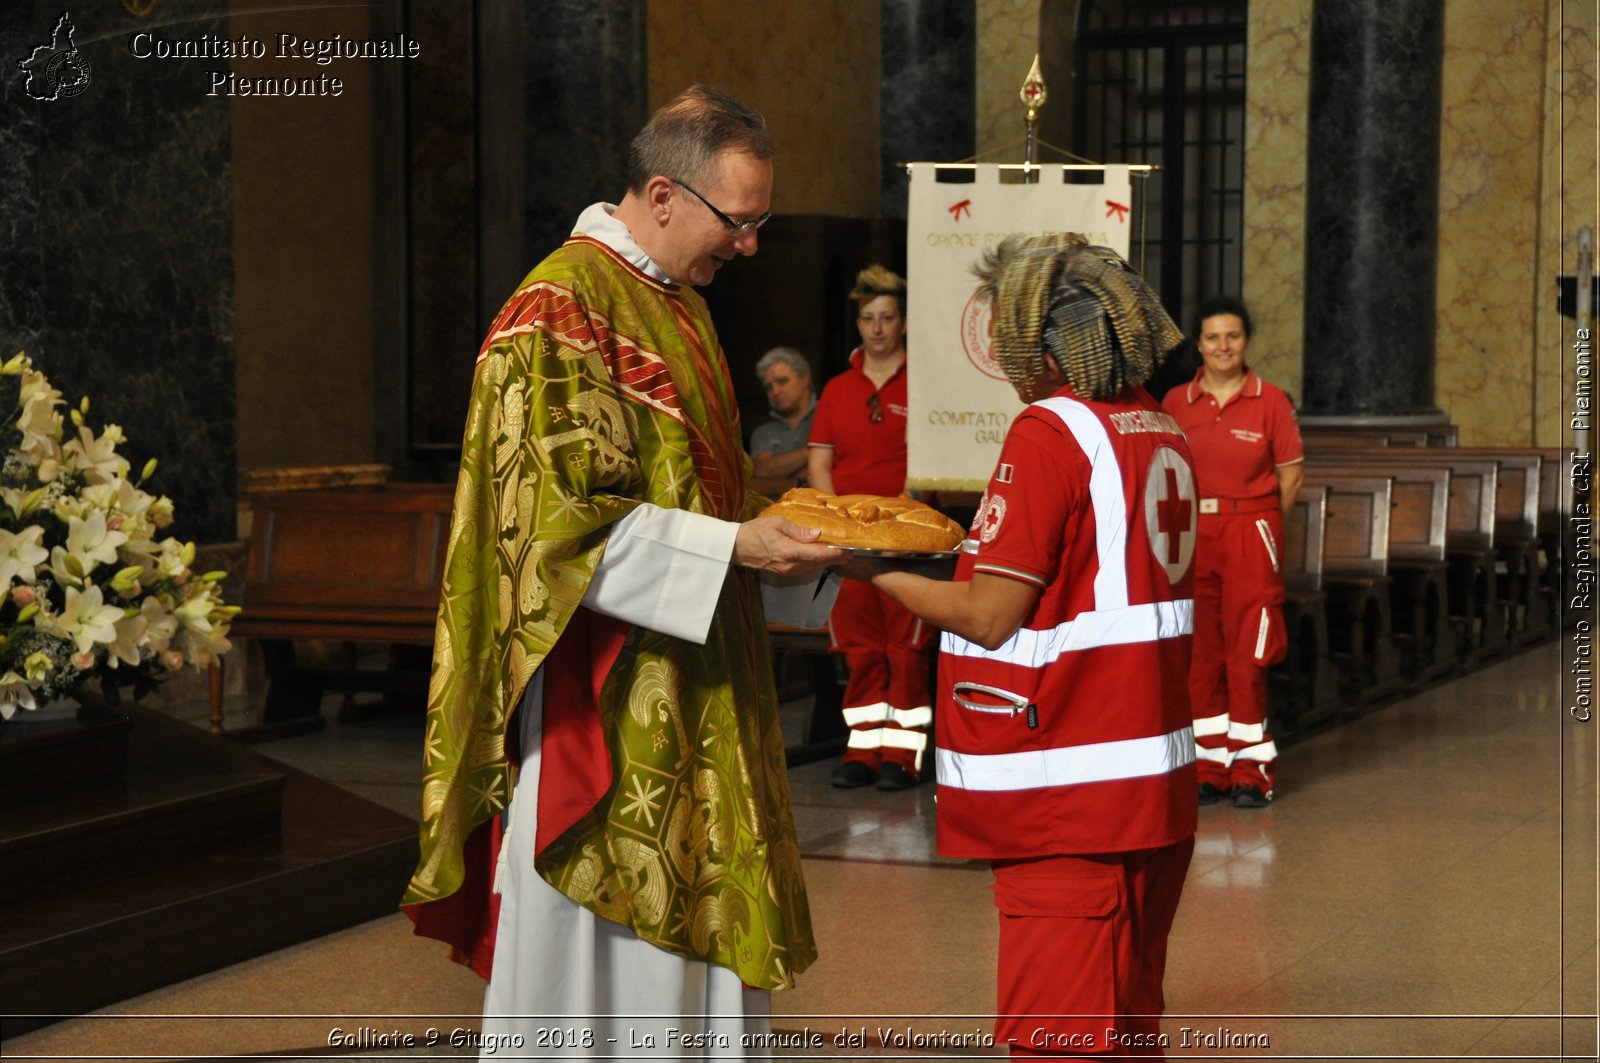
[952,682,1039,729]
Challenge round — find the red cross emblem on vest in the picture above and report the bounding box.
[1155,467,1192,565]
[1142,446,1196,581]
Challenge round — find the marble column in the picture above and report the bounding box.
[478,0,646,308]
[402,1,646,455]
[0,19,45,368]
[880,0,977,221]
[1,3,236,542]
[1300,0,1445,422]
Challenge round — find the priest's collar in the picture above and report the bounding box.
[572,203,673,285]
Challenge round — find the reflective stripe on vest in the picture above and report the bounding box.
[942,599,1193,664]
[937,725,1195,792]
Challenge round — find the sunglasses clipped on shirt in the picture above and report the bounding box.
[867,393,884,424]
[674,180,772,234]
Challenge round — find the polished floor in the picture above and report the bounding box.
[5,640,1596,1062]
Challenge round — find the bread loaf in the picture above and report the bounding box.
[761,488,964,551]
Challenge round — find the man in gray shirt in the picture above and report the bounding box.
[750,345,817,495]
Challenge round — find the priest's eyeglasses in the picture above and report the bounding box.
[675,180,772,233]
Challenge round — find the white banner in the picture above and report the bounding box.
[906,164,1133,491]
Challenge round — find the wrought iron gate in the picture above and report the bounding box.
[1072,0,1247,330]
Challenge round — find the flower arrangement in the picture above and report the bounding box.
[0,352,235,718]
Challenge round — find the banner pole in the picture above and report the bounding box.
[1021,55,1047,185]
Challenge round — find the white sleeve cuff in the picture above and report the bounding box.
[580,505,738,644]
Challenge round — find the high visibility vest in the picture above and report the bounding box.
[936,391,1200,859]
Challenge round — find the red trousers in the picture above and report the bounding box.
[828,578,934,775]
[1190,508,1285,792]
[994,839,1194,1058]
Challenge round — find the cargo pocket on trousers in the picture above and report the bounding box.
[991,869,1122,1048]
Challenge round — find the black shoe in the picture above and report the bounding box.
[875,763,919,791]
[831,761,877,789]
[1232,785,1271,808]
[1198,782,1228,805]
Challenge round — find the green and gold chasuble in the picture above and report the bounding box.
[402,237,815,989]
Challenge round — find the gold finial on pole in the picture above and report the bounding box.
[1020,55,1047,183]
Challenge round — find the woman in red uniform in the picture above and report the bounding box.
[807,264,933,790]
[1161,298,1303,807]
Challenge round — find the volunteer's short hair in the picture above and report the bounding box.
[625,84,776,194]
[755,346,812,382]
[1193,295,1254,339]
[849,264,907,313]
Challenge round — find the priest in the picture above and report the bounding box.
[402,84,843,1054]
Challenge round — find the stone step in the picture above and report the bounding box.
[0,702,132,799]
[1,701,285,884]
[2,705,418,1034]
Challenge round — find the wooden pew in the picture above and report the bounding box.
[1305,460,1460,685]
[1299,472,1406,704]
[1301,422,1459,448]
[1436,457,1511,660]
[1440,448,1550,642]
[1371,446,1544,645]
[1304,446,1510,662]
[213,483,454,736]
[1274,484,1344,734]
[766,625,849,764]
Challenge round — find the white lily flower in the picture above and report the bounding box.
[63,422,130,484]
[0,671,37,719]
[65,509,129,569]
[51,494,87,523]
[138,595,179,653]
[153,538,188,579]
[23,650,54,683]
[174,591,216,629]
[175,622,232,668]
[0,525,48,586]
[80,481,118,510]
[16,372,64,460]
[107,612,149,667]
[146,495,175,528]
[114,477,157,520]
[47,584,125,655]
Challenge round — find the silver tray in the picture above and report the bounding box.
[842,547,960,561]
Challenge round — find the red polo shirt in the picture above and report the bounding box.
[808,347,909,496]
[1161,368,1303,500]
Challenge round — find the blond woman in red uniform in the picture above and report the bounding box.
[1161,297,1303,807]
[807,265,933,790]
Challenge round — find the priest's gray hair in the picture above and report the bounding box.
[755,346,812,382]
[626,84,776,193]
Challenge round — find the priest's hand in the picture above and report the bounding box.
[734,515,848,575]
